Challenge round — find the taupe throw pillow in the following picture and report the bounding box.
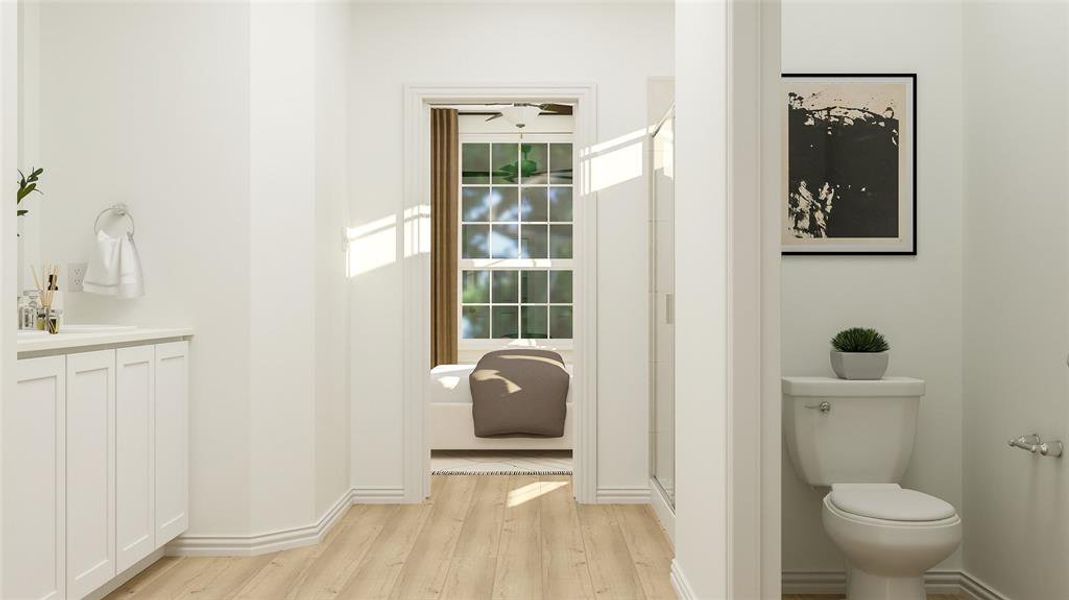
[470,349,569,437]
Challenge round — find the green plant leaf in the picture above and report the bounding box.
[16,167,44,206]
[17,209,28,216]
[831,327,889,353]
[17,183,37,203]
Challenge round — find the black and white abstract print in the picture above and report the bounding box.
[782,75,914,254]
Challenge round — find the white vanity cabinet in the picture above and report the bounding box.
[153,342,189,543]
[115,345,156,572]
[4,355,66,600]
[5,335,190,600]
[66,350,117,598]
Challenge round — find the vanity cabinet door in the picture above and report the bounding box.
[4,356,66,600]
[116,345,156,572]
[155,341,189,543]
[66,349,118,598]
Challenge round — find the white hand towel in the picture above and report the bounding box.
[83,230,145,298]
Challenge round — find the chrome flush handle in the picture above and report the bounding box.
[1008,433,1042,453]
[805,401,831,414]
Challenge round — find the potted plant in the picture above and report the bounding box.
[16,167,44,293]
[830,327,889,380]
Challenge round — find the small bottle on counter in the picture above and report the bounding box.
[19,291,41,330]
[16,295,27,329]
[45,308,60,334]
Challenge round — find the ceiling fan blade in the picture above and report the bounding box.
[484,113,504,122]
[539,103,574,115]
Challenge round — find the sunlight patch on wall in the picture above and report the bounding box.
[585,128,647,192]
[347,214,397,277]
[403,204,431,258]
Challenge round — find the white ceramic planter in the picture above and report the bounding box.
[830,351,889,380]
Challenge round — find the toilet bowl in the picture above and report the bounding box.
[822,484,961,600]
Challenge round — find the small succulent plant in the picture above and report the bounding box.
[831,327,889,353]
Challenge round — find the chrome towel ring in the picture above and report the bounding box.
[93,203,136,236]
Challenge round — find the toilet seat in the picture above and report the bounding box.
[829,483,956,522]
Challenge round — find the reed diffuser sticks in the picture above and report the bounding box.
[32,264,61,333]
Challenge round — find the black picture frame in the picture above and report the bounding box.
[781,73,917,256]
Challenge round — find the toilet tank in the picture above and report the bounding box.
[782,376,925,486]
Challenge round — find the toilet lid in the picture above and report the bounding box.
[829,484,956,522]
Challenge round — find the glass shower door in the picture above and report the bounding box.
[650,110,675,506]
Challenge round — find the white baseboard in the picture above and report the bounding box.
[924,570,968,596]
[782,570,847,595]
[648,477,675,546]
[351,486,406,503]
[670,559,696,600]
[960,571,1011,600]
[167,488,353,557]
[595,486,650,504]
[782,569,1009,600]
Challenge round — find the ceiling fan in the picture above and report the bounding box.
[482,102,574,128]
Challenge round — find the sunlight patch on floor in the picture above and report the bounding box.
[507,480,569,507]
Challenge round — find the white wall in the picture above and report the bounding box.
[347,2,673,497]
[780,0,965,573]
[673,0,728,595]
[23,1,351,541]
[30,1,255,537]
[249,1,318,533]
[313,1,353,519]
[961,3,1069,597]
[673,2,781,596]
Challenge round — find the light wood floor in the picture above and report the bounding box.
[105,475,675,600]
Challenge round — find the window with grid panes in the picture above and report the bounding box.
[459,136,574,345]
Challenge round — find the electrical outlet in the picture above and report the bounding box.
[68,262,88,292]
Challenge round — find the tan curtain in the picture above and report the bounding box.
[431,108,459,367]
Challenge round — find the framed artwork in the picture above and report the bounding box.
[782,73,917,255]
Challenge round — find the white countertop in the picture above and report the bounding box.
[17,327,194,355]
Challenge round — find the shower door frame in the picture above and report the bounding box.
[401,83,599,503]
[648,105,676,539]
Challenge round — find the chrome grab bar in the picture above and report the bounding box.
[1008,433,1063,458]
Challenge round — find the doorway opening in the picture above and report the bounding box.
[429,104,576,481]
[402,85,598,503]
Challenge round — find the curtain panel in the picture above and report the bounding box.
[430,108,459,367]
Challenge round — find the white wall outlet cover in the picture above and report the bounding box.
[68,262,88,292]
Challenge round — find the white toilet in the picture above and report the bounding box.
[782,376,961,600]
